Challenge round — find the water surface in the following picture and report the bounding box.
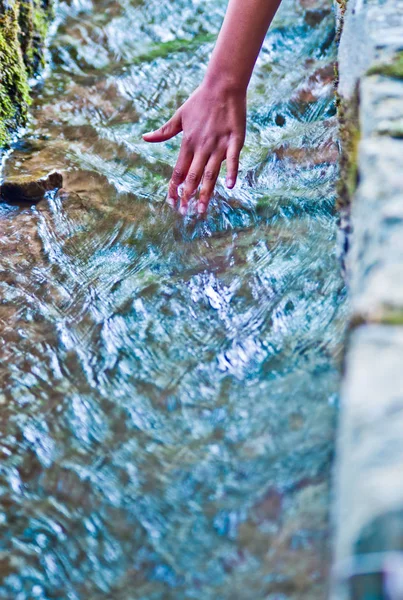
[0,0,346,597]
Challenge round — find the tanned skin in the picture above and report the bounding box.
[143,0,282,215]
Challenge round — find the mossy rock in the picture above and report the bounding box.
[336,84,360,209]
[0,0,53,148]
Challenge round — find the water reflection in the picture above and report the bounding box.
[0,0,346,597]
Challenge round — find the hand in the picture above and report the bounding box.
[143,82,246,215]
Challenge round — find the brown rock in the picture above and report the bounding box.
[0,171,63,204]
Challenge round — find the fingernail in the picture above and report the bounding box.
[197,203,206,214]
[226,178,234,189]
[166,196,175,207]
[179,205,187,216]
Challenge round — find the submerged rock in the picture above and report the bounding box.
[0,171,63,204]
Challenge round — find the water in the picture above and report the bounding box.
[0,0,346,597]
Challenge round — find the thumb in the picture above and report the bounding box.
[143,113,182,143]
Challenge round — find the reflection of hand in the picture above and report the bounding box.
[143,82,246,215]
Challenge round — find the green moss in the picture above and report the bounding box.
[336,87,360,209]
[367,51,403,80]
[334,0,347,15]
[0,4,31,147]
[30,0,53,73]
[131,33,215,65]
[18,0,34,71]
[380,310,403,326]
[377,127,403,139]
[349,306,403,329]
[334,2,361,209]
[0,0,53,148]
[351,308,403,328]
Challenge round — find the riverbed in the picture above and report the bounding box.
[0,0,346,597]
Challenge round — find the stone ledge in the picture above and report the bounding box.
[338,0,403,99]
[333,325,403,599]
[333,0,403,596]
[350,136,403,321]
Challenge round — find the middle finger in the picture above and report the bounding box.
[180,152,210,215]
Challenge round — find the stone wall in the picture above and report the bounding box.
[333,0,403,598]
[0,0,53,147]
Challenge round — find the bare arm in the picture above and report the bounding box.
[143,0,282,214]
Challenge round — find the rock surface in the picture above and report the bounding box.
[333,0,403,597]
[0,171,62,203]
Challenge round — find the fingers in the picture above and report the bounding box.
[198,154,223,215]
[143,113,182,143]
[167,144,193,207]
[179,153,209,215]
[225,138,242,189]
[160,133,243,215]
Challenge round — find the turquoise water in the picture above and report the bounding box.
[0,0,346,597]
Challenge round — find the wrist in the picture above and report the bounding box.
[203,68,248,98]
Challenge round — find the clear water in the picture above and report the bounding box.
[0,0,346,598]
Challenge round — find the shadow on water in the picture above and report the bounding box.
[0,0,347,597]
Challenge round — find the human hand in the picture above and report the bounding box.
[143,82,246,215]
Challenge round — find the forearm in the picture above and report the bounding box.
[204,0,282,93]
